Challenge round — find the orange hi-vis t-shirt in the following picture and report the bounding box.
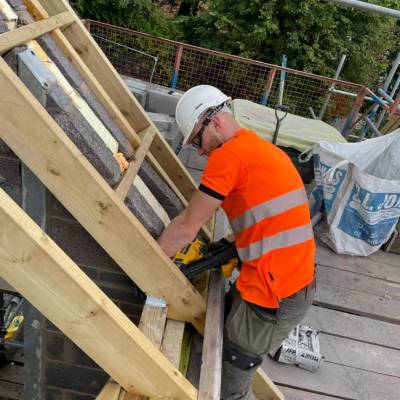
[199,129,315,308]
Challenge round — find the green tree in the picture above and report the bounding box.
[69,0,177,36]
[179,0,400,85]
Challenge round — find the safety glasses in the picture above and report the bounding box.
[190,104,224,149]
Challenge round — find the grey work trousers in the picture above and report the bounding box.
[221,280,315,400]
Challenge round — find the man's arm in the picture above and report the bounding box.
[158,190,222,257]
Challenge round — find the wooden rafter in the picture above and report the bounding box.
[0,56,205,331]
[24,0,212,241]
[38,0,198,203]
[0,189,196,400]
[0,2,282,397]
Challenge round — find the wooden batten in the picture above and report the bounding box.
[0,11,74,54]
[115,126,156,200]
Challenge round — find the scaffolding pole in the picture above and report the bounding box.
[325,0,400,19]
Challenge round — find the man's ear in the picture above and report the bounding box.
[212,115,222,130]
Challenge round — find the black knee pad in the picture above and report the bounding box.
[223,341,263,371]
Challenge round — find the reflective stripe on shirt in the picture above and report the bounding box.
[237,223,314,262]
[230,188,308,234]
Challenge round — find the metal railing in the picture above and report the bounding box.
[85,19,364,122]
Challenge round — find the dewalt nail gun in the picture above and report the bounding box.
[173,238,240,280]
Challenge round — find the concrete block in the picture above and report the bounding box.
[147,113,183,152]
[168,122,184,153]
[159,128,183,153]
[3,44,26,74]
[122,76,149,92]
[39,33,134,159]
[17,45,122,186]
[47,86,122,186]
[178,146,207,170]
[18,48,58,106]
[146,88,182,117]
[7,0,25,8]
[124,185,165,238]
[138,160,183,219]
[122,75,148,108]
[147,112,175,132]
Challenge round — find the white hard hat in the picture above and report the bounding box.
[176,85,231,145]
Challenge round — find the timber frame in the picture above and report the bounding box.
[0,1,284,398]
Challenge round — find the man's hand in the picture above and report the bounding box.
[158,190,222,258]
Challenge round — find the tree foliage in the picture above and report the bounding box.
[69,0,177,37]
[70,0,400,86]
[178,0,400,85]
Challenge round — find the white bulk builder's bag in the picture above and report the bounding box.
[309,129,400,256]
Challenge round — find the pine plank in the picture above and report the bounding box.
[0,189,196,400]
[138,299,168,350]
[198,270,225,400]
[161,320,186,369]
[252,368,284,400]
[0,57,205,331]
[0,12,75,55]
[100,297,172,399]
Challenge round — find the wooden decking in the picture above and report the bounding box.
[263,244,400,400]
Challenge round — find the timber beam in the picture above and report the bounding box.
[0,188,196,400]
[0,56,205,332]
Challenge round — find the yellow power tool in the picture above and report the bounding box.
[174,238,240,279]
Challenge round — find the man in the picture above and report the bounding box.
[158,85,315,400]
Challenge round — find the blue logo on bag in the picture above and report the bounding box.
[338,184,400,246]
[311,155,346,215]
